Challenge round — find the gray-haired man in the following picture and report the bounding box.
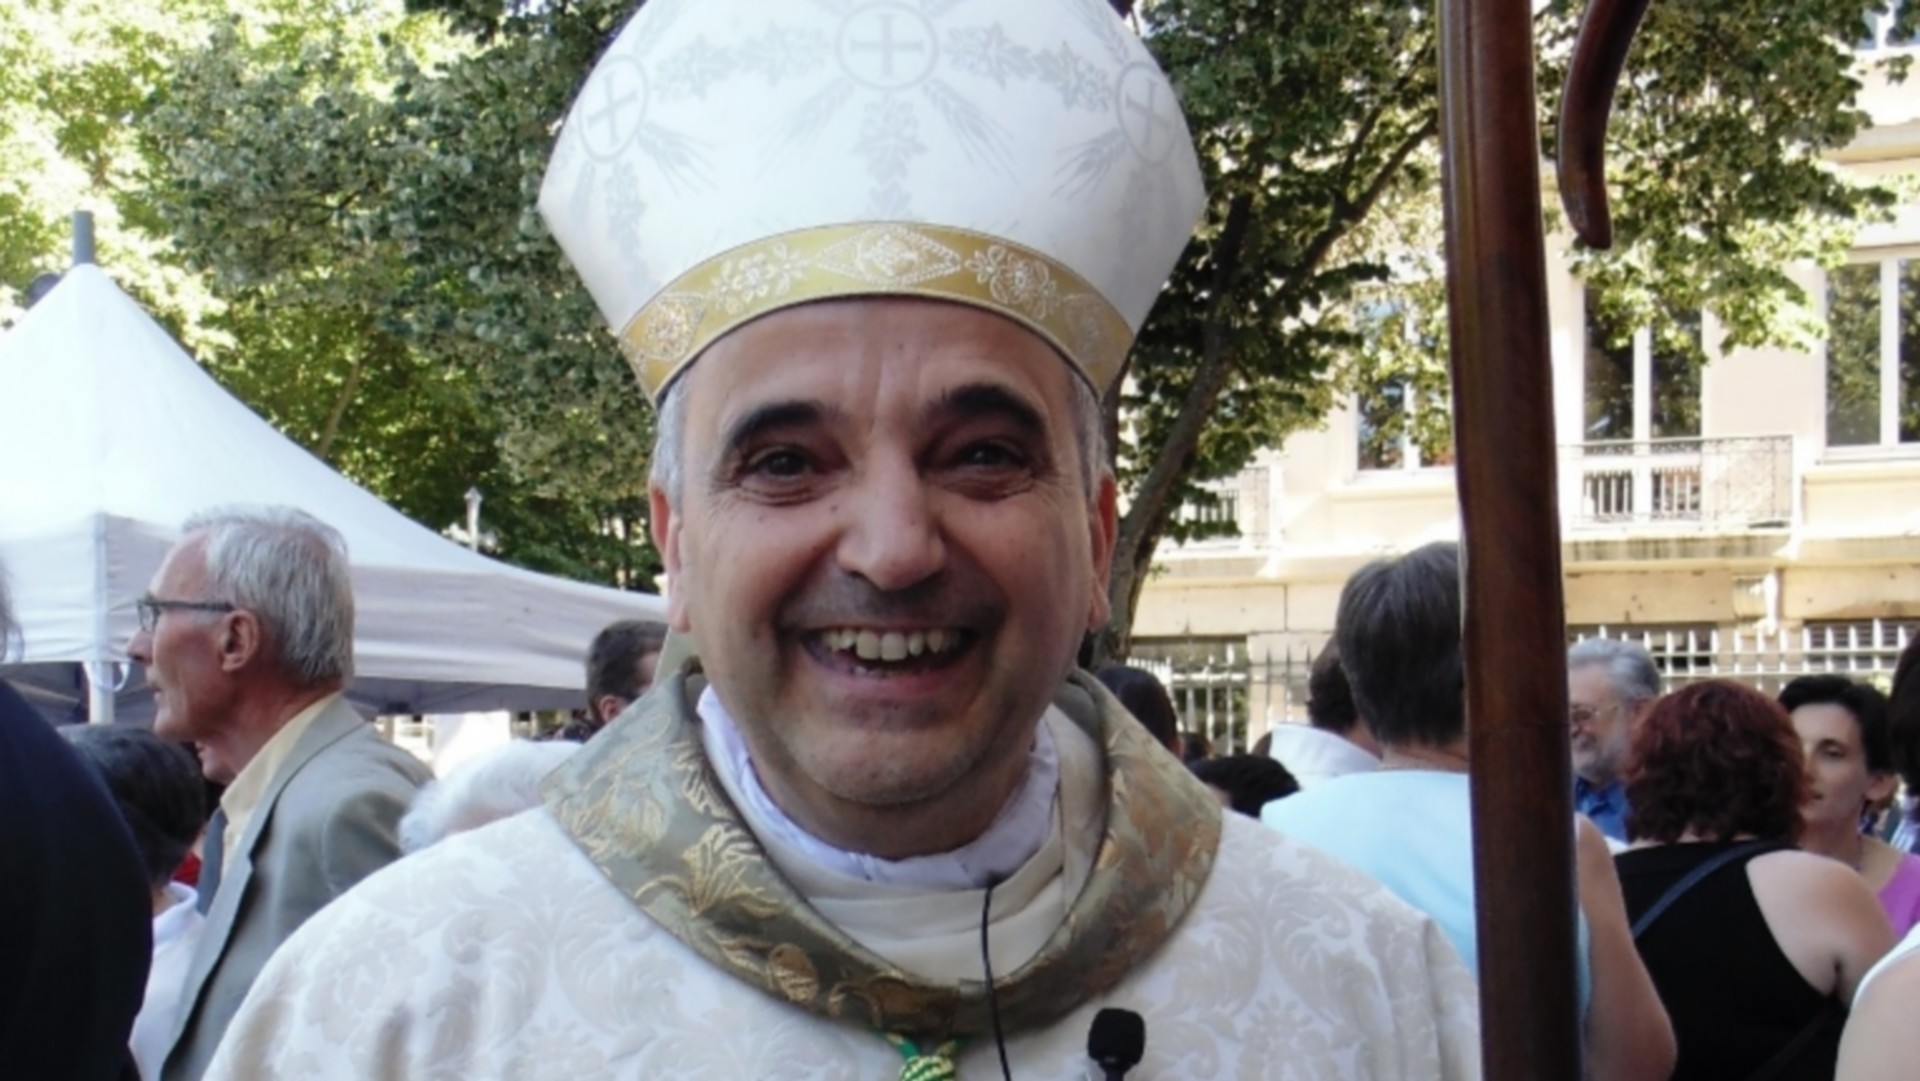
[128,506,430,1081]
[1567,637,1662,842]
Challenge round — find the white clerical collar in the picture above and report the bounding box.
[696,686,1059,891]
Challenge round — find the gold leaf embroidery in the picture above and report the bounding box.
[614,223,1131,400]
[766,944,820,1004]
[541,669,1222,1039]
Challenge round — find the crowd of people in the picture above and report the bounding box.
[11,514,1920,1081]
[1237,544,1920,1081]
[1103,539,1920,1081]
[4,1,1918,1078]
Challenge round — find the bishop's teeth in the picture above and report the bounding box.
[823,627,962,661]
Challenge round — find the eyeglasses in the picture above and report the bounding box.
[137,596,236,634]
[1568,704,1621,729]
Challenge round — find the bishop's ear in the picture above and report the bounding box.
[649,483,693,634]
[1084,472,1119,632]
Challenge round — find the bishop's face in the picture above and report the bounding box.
[651,297,1116,853]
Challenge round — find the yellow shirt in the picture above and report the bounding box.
[220,694,339,858]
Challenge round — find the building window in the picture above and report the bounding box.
[1357,380,1456,471]
[1357,380,1409,471]
[1353,300,1454,472]
[1582,294,1702,444]
[1825,257,1920,449]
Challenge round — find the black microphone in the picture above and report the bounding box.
[1087,1007,1145,1080]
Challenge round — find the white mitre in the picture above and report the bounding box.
[538,0,1206,401]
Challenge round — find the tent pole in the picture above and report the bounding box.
[90,507,115,725]
[86,662,116,726]
[73,210,96,266]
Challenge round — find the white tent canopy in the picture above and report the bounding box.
[0,265,665,722]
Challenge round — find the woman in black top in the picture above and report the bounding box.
[1615,680,1894,1081]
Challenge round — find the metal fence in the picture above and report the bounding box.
[1130,617,1918,754]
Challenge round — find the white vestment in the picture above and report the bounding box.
[206,713,1479,1079]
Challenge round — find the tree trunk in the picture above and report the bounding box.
[1089,111,1435,667]
[1089,194,1254,668]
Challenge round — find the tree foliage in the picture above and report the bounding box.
[1090,0,1916,659]
[3,0,662,588]
[3,0,1911,627]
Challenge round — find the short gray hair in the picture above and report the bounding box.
[1567,636,1662,706]
[1335,541,1463,748]
[648,366,1108,507]
[398,740,581,853]
[182,506,354,686]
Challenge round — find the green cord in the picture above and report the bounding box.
[883,1032,966,1081]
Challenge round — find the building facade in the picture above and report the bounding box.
[1133,32,1919,749]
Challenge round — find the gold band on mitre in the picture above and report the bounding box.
[617,223,1134,403]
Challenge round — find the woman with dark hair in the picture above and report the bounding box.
[1617,679,1894,1081]
[1779,674,1920,935]
[1093,663,1181,754]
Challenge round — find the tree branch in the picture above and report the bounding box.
[315,346,369,461]
[1296,110,1439,285]
[1095,193,1255,661]
[1095,107,1440,662]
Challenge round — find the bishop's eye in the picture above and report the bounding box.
[957,442,1024,469]
[748,449,811,478]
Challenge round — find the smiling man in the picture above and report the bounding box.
[203,2,1478,1077]
[1567,637,1661,842]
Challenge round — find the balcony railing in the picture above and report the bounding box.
[1170,482,1242,545]
[1562,435,1793,529]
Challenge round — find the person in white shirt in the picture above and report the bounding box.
[58,724,210,1080]
[1266,641,1382,786]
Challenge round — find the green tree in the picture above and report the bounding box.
[1,0,663,589]
[0,0,247,336]
[129,0,660,586]
[10,0,1910,622]
[1091,0,1916,660]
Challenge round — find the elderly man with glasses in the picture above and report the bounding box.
[1567,637,1663,843]
[129,505,430,1081]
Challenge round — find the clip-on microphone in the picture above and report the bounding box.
[1086,1007,1145,1080]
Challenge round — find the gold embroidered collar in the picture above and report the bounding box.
[542,668,1222,1041]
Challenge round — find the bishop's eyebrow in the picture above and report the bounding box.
[927,381,1050,442]
[716,399,842,460]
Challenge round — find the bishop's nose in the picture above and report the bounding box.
[834,461,947,593]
